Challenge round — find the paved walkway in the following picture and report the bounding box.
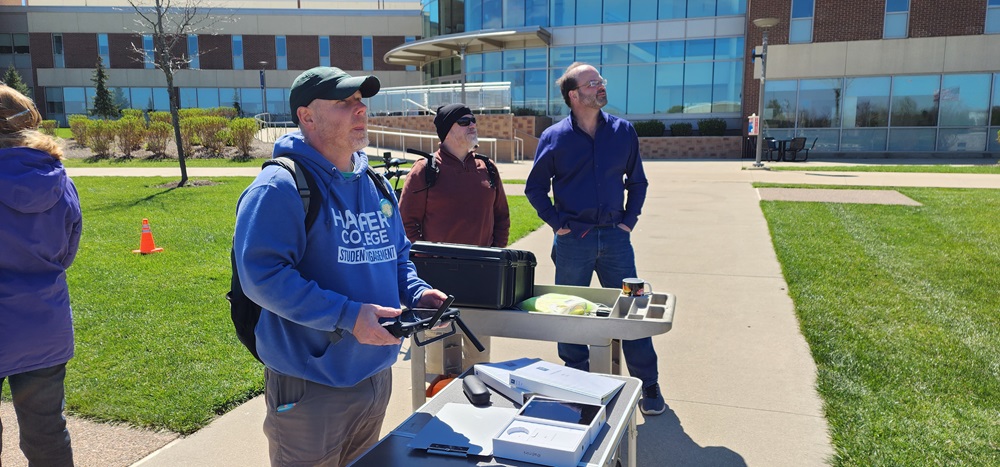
[5,158,998,466]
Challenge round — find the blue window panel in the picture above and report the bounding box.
[65,87,87,115]
[991,0,1000,5]
[712,61,742,113]
[763,80,798,128]
[682,62,712,113]
[601,65,628,115]
[276,36,287,70]
[993,73,1000,125]
[604,0,629,23]
[232,36,243,70]
[841,129,887,151]
[659,0,685,19]
[153,88,170,111]
[266,88,286,116]
[939,74,990,126]
[990,127,1000,151]
[844,76,890,127]
[717,0,746,16]
[791,0,813,17]
[576,0,602,25]
[504,0,526,27]
[550,0,576,27]
[886,0,909,12]
[655,63,684,114]
[687,0,715,18]
[188,35,199,69]
[143,35,155,69]
[483,0,503,29]
[685,39,714,61]
[526,0,548,27]
[179,88,198,108]
[483,51,502,71]
[505,71,525,106]
[890,75,940,126]
[197,88,219,108]
[631,0,657,23]
[629,42,656,64]
[131,88,153,111]
[789,18,812,43]
[987,7,1000,34]
[550,46,575,67]
[714,37,743,59]
[576,45,602,64]
[887,128,935,151]
[240,87,262,115]
[362,36,373,71]
[797,78,842,128]
[525,69,548,113]
[938,128,988,152]
[603,44,629,65]
[525,48,547,68]
[550,68,568,116]
[466,0,483,31]
[627,64,655,114]
[504,49,525,69]
[98,33,110,66]
[319,36,330,67]
[219,88,238,110]
[884,13,908,38]
[657,41,684,62]
[466,54,483,73]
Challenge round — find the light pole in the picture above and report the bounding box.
[751,17,779,168]
[259,61,268,117]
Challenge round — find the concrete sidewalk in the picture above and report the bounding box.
[7,159,998,466]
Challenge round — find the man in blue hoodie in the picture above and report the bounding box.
[525,62,665,416]
[233,67,447,467]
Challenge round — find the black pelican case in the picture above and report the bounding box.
[409,241,537,309]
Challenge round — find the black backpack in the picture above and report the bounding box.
[407,148,498,193]
[228,157,393,362]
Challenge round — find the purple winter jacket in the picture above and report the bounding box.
[0,147,82,378]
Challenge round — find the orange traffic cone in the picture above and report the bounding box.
[132,218,164,254]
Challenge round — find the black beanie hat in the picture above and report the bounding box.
[433,103,472,141]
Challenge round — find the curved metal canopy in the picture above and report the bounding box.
[384,26,551,67]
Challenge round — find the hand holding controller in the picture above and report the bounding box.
[381,295,456,339]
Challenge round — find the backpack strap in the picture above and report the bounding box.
[263,157,321,231]
[473,154,498,190]
[366,167,395,205]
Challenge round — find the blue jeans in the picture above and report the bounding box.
[0,363,74,466]
[552,226,660,388]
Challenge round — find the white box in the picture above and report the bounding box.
[508,360,625,406]
[473,358,541,405]
[493,396,607,467]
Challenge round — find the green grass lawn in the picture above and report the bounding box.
[33,177,540,434]
[61,157,271,168]
[760,187,1000,465]
[770,164,1000,174]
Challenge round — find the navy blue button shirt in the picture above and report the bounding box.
[525,110,648,235]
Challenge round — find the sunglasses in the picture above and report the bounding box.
[574,78,608,90]
[456,116,477,126]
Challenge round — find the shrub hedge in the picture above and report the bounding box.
[670,122,693,136]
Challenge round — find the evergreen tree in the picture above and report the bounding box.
[91,56,119,119]
[2,64,31,98]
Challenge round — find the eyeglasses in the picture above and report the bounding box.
[456,116,477,126]
[574,78,608,90]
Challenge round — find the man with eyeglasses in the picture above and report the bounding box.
[525,62,664,416]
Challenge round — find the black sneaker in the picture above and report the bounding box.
[640,383,665,415]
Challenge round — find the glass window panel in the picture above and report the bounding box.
[631,0,657,23]
[576,45,602,64]
[550,0,575,27]
[13,54,30,69]
[111,87,131,110]
[886,0,909,12]
[655,63,684,114]
[601,66,627,115]
[52,34,64,54]
[991,0,1000,5]
[990,127,1000,152]
[98,34,109,65]
[504,0,526,27]
[64,87,87,115]
[987,8,1000,34]
[717,0,746,16]
[466,0,483,31]
[796,78,842,128]
[482,72,502,83]
[526,0,548,27]
[45,87,65,115]
[524,69,547,113]
[629,43,656,64]
[0,35,11,54]
[687,0,715,18]
[795,129,839,152]
[992,74,1000,125]
[466,54,483,73]
[659,0,685,19]
[938,128,988,152]
[85,88,96,110]
[550,46,575,67]
[504,49,525,69]
[482,51,502,71]
[153,88,170,111]
[683,62,712,113]
[884,13,908,39]
[266,88,286,116]
[844,76,890,128]
[483,0,503,29]
[686,39,713,61]
[715,37,743,59]
[712,61,742,113]
[276,36,287,70]
[791,0,813,17]
[424,0,439,37]
[657,41,685,62]
[362,36,373,71]
[604,0,629,23]
[188,35,199,69]
[132,87,153,111]
[887,128,935,151]
[142,35,155,69]
[180,88,198,108]
[524,48,546,68]
[765,128,795,141]
[220,88,239,112]
[319,37,330,67]
[890,75,939,126]
[789,18,812,43]
[505,71,525,107]
[763,80,797,128]
[939,73,990,126]
[628,64,655,114]
[197,88,219,108]
[12,34,27,54]
[240,87,262,115]
[232,35,243,70]
[576,0,602,25]
[603,44,629,65]
[549,68,567,116]
[841,129,887,151]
